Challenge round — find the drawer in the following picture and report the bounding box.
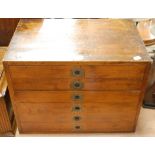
[9,65,74,79]
[9,64,146,91]
[16,102,81,133]
[80,101,138,132]
[9,64,146,79]
[20,122,73,133]
[11,77,143,91]
[13,91,141,103]
[82,64,146,79]
[16,102,72,123]
[16,101,138,133]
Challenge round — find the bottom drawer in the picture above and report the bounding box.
[15,102,73,133]
[81,101,138,132]
[15,101,139,133]
[20,122,73,133]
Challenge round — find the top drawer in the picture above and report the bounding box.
[9,64,146,79]
[8,64,146,91]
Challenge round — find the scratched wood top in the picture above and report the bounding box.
[3,19,151,62]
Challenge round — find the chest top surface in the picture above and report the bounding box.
[3,19,151,62]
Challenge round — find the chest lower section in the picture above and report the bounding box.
[6,63,148,133]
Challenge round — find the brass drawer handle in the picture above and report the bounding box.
[72,94,83,101]
[73,105,81,111]
[71,81,84,89]
[71,68,84,77]
[75,126,80,129]
[73,116,81,121]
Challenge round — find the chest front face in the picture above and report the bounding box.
[3,19,151,133]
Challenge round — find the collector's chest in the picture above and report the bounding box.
[3,19,151,133]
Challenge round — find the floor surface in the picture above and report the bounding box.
[16,107,155,137]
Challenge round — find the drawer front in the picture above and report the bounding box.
[9,64,146,91]
[16,102,72,123]
[20,122,73,133]
[11,78,143,91]
[9,64,146,79]
[8,64,145,133]
[81,101,138,132]
[13,91,141,103]
[16,101,138,133]
[16,102,73,133]
[74,101,138,132]
[9,65,74,78]
[82,64,146,79]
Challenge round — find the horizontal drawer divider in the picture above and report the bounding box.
[11,78,143,91]
[13,90,141,103]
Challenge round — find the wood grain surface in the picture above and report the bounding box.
[4,19,150,62]
[3,19,151,133]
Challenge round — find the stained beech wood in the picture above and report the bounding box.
[4,19,150,62]
[3,19,151,133]
[10,78,143,91]
[13,91,141,103]
[9,64,146,79]
[16,101,138,133]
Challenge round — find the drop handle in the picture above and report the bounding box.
[73,106,81,111]
[75,126,80,129]
[73,116,81,121]
[71,81,84,89]
[71,68,84,77]
[72,94,83,101]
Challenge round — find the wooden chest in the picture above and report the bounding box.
[3,19,151,133]
[0,47,16,136]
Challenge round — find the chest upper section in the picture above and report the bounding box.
[3,19,151,63]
